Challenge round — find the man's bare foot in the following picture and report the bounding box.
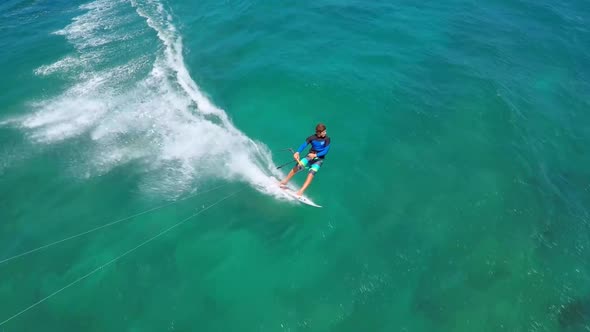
[279,181,287,188]
[296,191,303,197]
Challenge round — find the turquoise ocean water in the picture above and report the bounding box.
[1,0,590,331]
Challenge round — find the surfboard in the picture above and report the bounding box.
[282,187,322,208]
[273,177,322,208]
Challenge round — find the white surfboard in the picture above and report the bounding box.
[273,177,322,208]
[282,187,323,208]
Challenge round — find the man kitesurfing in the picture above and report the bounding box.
[279,123,331,197]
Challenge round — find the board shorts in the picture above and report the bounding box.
[295,157,323,175]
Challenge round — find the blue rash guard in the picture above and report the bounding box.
[297,134,331,159]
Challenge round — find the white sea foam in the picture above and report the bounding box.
[8,0,286,198]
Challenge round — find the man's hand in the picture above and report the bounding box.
[307,152,317,159]
[293,152,300,161]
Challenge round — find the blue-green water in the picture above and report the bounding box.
[2,0,590,331]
